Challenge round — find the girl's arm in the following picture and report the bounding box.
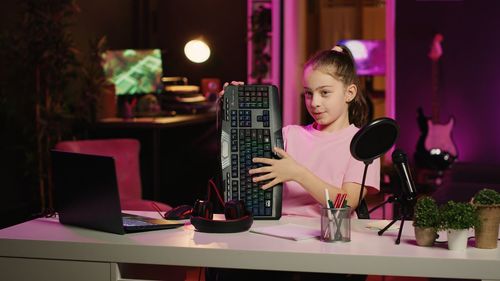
[249,147,367,211]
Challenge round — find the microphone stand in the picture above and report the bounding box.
[377,193,415,244]
[355,160,372,219]
[367,194,397,214]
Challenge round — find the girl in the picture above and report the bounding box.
[208,46,379,281]
[249,45,380,216]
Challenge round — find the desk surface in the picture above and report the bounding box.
[1,213,499,280]
[97,111,216,129]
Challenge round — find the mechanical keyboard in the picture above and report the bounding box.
[220,85,283,219]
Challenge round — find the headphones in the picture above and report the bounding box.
[190,179,253,233]
[190,199,253,233]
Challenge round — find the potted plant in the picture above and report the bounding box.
[471,188,500,249]
[440,201,478,250]
[0,0,82,215]
[80,36,116,121]
[250,4,271,83]
[413,196,440,246]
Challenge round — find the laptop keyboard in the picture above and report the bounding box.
[122,217,153,227]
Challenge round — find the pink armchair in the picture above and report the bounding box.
[54,138,171,212]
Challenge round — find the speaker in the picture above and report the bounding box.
[190,199,253,233]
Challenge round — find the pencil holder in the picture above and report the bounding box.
[320,207,351,242]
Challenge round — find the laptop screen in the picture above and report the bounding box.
[51,150,126,234]
[51,150,184,234]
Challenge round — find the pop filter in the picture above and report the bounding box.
[350,117,399,218]
[350,117,399,164]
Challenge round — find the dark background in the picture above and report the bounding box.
[69,0,248,85]
[2,0,500,228]
[395,0,500,165]
[0,0,247,228]
[395,0,500,203]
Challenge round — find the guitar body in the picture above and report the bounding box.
[415,108,457,171]
[425,117,457,156]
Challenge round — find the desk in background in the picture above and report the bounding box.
[1,214,499,281]
[94,112,218,207]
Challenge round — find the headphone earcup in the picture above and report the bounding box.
[192,199,213,219]
[190,199,253,233]
[190,214,253,233]
[224,199,246,220]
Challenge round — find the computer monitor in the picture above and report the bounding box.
[338,40,385,76]
[102,49,164,95]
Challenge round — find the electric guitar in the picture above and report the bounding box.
[415,33,457,171]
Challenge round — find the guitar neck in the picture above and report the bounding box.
[431,61,440,123]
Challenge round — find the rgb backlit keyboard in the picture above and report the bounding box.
[220,85,283,219]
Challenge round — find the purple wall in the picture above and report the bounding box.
[395,1,500,165]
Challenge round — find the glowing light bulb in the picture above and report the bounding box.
[184,39,211,63]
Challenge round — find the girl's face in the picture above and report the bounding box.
[303,66,356,132]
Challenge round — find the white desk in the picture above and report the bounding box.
[0,213,499,281]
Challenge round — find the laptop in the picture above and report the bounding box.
[51,150,184,234]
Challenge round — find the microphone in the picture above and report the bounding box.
[391,149,417,201]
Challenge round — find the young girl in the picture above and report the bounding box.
[249,45,380,217]
[208,46,379,281]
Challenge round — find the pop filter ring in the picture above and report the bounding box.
[350,117,399,164]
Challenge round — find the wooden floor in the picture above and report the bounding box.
[185,267,473,281]
[185,267,472,281]
[186,267,205,281]
[119,266,474,281]
[367,277,427,281]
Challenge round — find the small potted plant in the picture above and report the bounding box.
[413,196,440,246]
[471,188,500,249]
[440,201,478,250]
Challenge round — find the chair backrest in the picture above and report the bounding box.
[54,139,142,201]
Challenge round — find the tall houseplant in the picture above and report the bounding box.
[471,188,500,249]
[0,0,97,216]
[250,4,272,83]
[440,201,478,250]
[413,196,440,246]
[79,36,115,121]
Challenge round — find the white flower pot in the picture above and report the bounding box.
[447,229,469,250]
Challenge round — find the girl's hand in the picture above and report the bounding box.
[219,81,245,97]
[249,147,304,190]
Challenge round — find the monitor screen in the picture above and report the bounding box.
[102,49,164,95]
[338,40,385,76]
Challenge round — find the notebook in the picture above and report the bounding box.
[51,150,184,234]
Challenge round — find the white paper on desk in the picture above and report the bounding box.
[250,223,319,241]
[366,220,400,231]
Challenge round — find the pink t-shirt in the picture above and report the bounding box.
[282,124,380,217]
